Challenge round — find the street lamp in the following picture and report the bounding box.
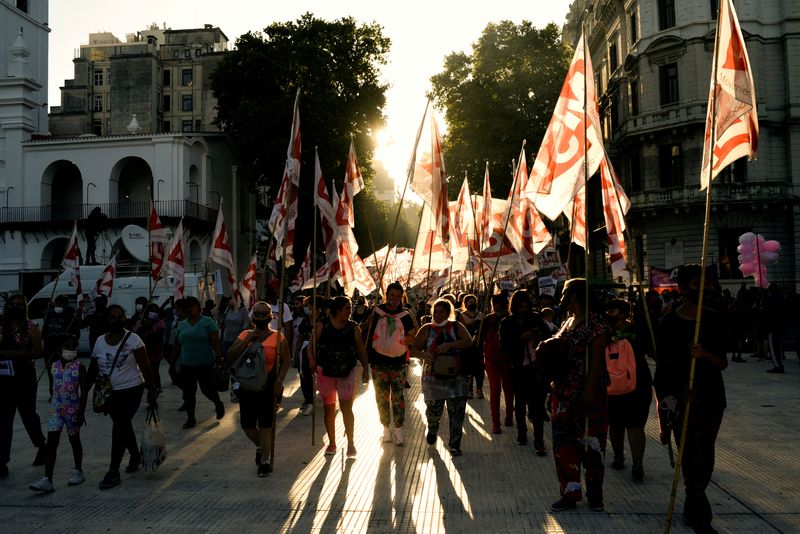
[86,182,96,204]
[157,179,165,202]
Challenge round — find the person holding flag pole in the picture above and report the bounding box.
[661,0,756,531]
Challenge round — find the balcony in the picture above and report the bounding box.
[629,181,797,212]
[615,101,707,139]
[0,200,217,228]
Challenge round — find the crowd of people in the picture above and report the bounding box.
[0,268,796,533]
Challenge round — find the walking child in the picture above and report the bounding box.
[30,335,88,492]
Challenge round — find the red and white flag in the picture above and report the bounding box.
[527,34,604,221]
[315,150,341,279]
[62,221,84,309]
[600,155,630,276]
[268,88,302,266]
[238,253,258,311]
[335,140,364,229]
[149,199,168,281]
[451,177,472,252]
[479,162,493,249]
[505,149,551,259]
[92,255,116,299]
[210,199,239,299]
[700,0,758,190]
[164,220,185,299]
[565,186,587,250]
[411,112,450,247]
[289,246,312,293]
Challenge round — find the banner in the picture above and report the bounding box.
[649,265,718,292]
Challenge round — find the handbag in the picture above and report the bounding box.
[93,332,131,414]
[431,353,460,379]
[214,361,230,392]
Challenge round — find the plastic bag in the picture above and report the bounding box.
[140,407,167,472]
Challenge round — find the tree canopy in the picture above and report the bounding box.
[211,14,398,261]
[429,21,572,198]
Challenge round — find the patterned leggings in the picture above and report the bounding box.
[425,397,467,448]
[370,364,406,427]
[551,390,609,503]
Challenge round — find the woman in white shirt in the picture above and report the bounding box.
[87,304,157,490]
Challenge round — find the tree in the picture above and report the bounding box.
[429,21,572,198]
[211,14,391,262]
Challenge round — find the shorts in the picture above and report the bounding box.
[48,406,79,436]
[238,381,276,430]
[317,367,356,406]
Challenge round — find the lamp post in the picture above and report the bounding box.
[157,179,165,202]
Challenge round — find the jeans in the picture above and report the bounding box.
[0,367,46,466]
[109,384,144,471]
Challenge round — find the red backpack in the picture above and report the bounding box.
[605,338,637,396]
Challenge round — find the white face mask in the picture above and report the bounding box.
[136,304,144,312]
[53,306,64,314]
[433,319,448,328]
[61,350,78,361]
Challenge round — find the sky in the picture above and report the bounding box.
[48,0,573,186]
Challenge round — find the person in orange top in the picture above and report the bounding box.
[227,301,290,476]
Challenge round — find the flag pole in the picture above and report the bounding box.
[664,2,722,531]
[468,184,488,294]
[377,98,430,294]
[580,26,592,454]
[148,189,153,296]
[311,147,320,446]
[406,203,425,292]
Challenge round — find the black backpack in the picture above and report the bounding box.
[317,321,358,378]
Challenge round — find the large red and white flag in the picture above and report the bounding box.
[411,112,450,247]
[479,162,493,249]
[62,221,84,309]
[268,88,302,266]
[526,34,604,221]
[451,177,472,253]
[505,149,551,259]
[92,255,116,299]
[210,199,239,298]
[600,155,630,276]
[564,186,587,250]
[164,220,185,299]
[289,246,312,293]
[335,140,364,229]
[700,0,758,189]
[238,253,258,311]
[149,199,168,281]
[315,150,341,279]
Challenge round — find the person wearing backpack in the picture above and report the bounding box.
[309,296,370,457]
[227,301,291,476]
[605,299,653,482]
[412,298,473,455]
[363,282,417,446]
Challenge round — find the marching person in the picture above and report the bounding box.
[0,293,47,478]
[654,265,728,533]
[363,282,417,446]
[479,293,514,434]
[412,298,473,455]
[227,301,290,476]
[458,294,484,399]
[29,335,88,492]
[134,303,166,392]
[87,305,158,489]
[309,296,370,457]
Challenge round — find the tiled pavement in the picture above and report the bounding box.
[2,353,799,533]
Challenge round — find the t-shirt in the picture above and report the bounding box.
[92,331,146,390]
[176,316,220,366]
[270,303,293,332]
[223,307,250,344]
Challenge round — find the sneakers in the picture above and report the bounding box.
[516,433,528,446]
[182,418,197,429]
[632,461,644,482]
[32,446,47,467]
[255,448,262,465]
[257,462,272,477]
[611,458,625,470]
[393,426,404,447]
[449,446,462,456]
[125,458,140,474]
[346,446,357,459]
[215,402,226,420]
[302,404,314,416]
[534,440,547,457]
[426,431,437,445]
[98,470,121,489]
[29,477,55,493]
[67,469,85,486]
[382,427,393,443]
[325,445,337,456]
[550,497,577,512]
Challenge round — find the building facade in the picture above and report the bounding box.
[49,24,227,136]
[569,0,799,287]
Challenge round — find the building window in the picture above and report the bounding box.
[659,144,683,187]
[164,120,171,132]
[93,94,103,112]
[610,92,619,134]
[107,70,111,86]
[195,48,202,57]
[195,119,202,131]
[609,42,619,73]
[106,119,111,135]
[182,68,193,86]
[107,94,111,112]
[184,49,191,58]
[659,63,679,106]
[94,70,104,86]
[628,152,642,192]
[710,0,719,20]
[182,94,193,112]
[630,12,638,44]
[717,159,747,184]
[182,120,193,132]
[93,120,102,136]
[163,94,171,112]
[163,69,171,86]
[630,78,639,115]
[172,49,179,59]
[16,1,28,14]
[658,0,676,30]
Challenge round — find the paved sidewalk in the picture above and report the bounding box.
[1,353,799,533]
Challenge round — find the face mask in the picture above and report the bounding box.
[303,307,311,316]
[147,312,159,320]
[136,304,144,312]
[61,350,78,361]
[434,319,448,328]
[54,307,64,314]
[387,299,401,309]
[253,319,270,329]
